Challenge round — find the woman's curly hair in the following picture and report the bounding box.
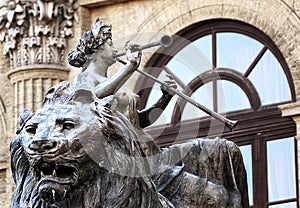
[68,17,112,68]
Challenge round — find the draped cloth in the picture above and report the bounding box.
[152,138,249,208]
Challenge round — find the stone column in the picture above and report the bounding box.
[0,0,79,126]
[0,1,79,206]
[8,66,69,132]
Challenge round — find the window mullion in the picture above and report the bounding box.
[253,134,268,207]
[212,31,217,69]
[244,46,267,78]
[212,32,218,112]
[213,79,218,112]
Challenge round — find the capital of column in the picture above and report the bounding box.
[0,0,79,70]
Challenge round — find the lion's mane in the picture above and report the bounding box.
[10,81,169,208]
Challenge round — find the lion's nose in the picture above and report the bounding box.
[29,139,58,153]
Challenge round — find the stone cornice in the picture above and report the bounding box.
[7,65,69,82]
[79,0,130,8]
[279,102,300,117]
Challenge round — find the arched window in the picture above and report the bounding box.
[136,19,298,207]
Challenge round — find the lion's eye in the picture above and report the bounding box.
[25,125,37,135]
[62,121,75,130]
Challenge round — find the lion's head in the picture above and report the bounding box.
[10,81,162,208]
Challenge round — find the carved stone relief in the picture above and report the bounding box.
[0,0,79,69]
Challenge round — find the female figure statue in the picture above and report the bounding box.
[68,17,176,128]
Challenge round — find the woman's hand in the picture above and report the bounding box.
[125,41,142,67]
[161,74,177,97]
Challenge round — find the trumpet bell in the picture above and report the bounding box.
[113,35,173,58]
[160,35,173,47]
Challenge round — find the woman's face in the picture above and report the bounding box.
[98,38,118,66]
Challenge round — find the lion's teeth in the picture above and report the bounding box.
[53,169,57,177]
[52,189,56,201]
[41,171,45,177]
[73,171,78,179]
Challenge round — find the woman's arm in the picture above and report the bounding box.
[138,93,173,128]
[95,45,141,98]
[138,75,177,128]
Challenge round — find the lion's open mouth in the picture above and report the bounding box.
[36,163,78,184]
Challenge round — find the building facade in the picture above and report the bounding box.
[0,0,300,207]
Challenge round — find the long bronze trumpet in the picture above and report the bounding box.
[113,35,173,58]
[116,60,238,131]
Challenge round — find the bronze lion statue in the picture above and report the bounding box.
[11,81,172,207]
[10,81,249,208]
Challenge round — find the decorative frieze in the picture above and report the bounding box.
[0,0,79,69]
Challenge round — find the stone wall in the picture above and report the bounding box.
[0,41,13,208]
[0,0,299,206]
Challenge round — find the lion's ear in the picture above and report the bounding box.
[19,109,33,127]
[16,109,34,134]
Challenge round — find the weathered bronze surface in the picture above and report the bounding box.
[10,18,249,207]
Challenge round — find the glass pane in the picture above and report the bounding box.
[249,50,291,105]
[267,137,296,202]
[167,35,212,86]
[240,145,253,206]
[193,35,213,64]
[217,33,264,73]
[269,202,297,208]
[217,80,251,113]
[182,82,213,120]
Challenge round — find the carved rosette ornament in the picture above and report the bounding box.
[0,0,79,69]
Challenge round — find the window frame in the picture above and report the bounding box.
[136,19,295,108]
[136,19,298,207]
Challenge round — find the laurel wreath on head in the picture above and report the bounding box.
[68,17,112,67]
